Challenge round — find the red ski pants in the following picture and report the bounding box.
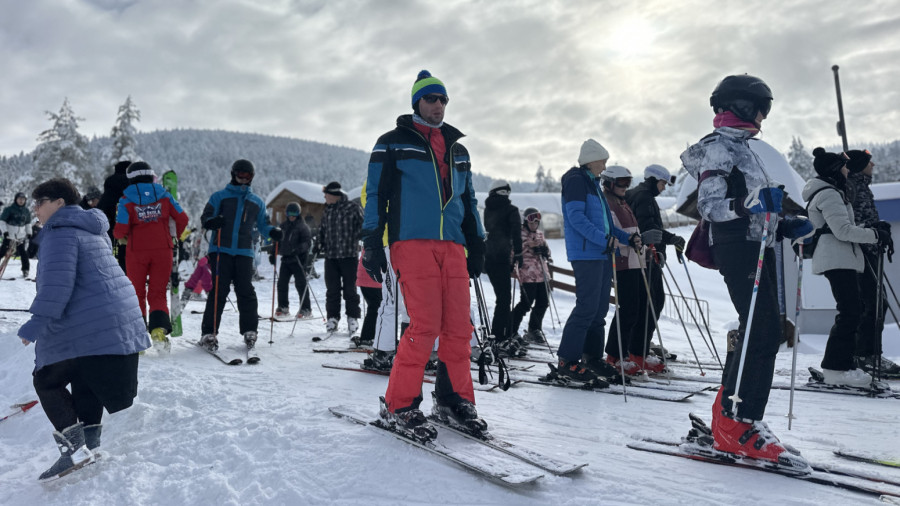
[385,240,475,413]
[126,247,173,317]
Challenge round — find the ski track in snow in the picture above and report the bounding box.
[1,229,899,505]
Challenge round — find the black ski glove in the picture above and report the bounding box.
[204,215,225,230]
[268,253,276,265]
[670,235,686,253]
[269,227,283,241]
[362,247,387,283]
[466,237,485,279]
[513,253,524,271]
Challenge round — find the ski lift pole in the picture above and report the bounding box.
[788,243,804,430]
[730,213,771,419]
[832,65,850,152]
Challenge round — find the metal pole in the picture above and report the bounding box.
[788,245,804,430]
[268,243,278,345]
[832,65,849,152]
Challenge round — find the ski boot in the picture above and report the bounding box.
[856,355,900,376]
[711,405,810,473]
[650,344,677,361]
[553,359,608,387]
[378,396,437,443]
[38,423,95,481]
[584,355,628,384]
[471,345,493,365]
[243,331,258,349]
[347,317,360,336]
[150,327,171,353]
[297,308,313,319]
[524,328,547,345]
[431,392,488,436]
[352,335,374,347]
[363,350,394,371]
[275,306,291,318]
[325,318,339,334]
[200,333,218,352]
[630,353,666,374]
[821,368,873,388]
[605,354,641,376]
[492,338,520,359]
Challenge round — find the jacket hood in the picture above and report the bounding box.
[801,177,834,201]
[485,192,510,209]
[44,206,107,236]
[123,182,167,205]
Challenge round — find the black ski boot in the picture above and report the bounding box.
[552,359,609,388]
[363,350,394,371]
[431,392,488,435]
[584,355,630,385]
[38,423,95,481]
[378,397,437,443]
[524,329,547,344]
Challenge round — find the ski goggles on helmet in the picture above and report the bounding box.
[526,212,542,222]
[234,170,253,181]
[613,178,632,189]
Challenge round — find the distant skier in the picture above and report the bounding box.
[510,207,552,345]
[315,181,363,336]
[803,147,884,387]
[361,70,486,439]
[182,255,213,301]
[483,179,523,356]
[79,187,101,210]
[98,160,133,273]
[845,149,899,375]
[19,177,149,481]
[114,161,189,350]
[272,201,313,319]
[199,159,281,351]
[557,139,639,382]
[0,192,33,278]
[681,74,812,469]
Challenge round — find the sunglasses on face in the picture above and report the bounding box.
[422,94,449,105]
[526,212,542,223]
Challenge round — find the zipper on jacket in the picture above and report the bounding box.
[407,126,454,241]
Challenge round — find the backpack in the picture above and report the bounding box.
[792,187,836,259]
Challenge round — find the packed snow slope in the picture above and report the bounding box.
[1,226,899,505]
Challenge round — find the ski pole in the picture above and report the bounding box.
[538,260,556,332]
[730,213,771,419]
[607,236,628,401]
[296,260,325,321]
[788,243,804,430]
[874,249,886,381]
[540,261,562,327]
[655,248,705,377]
[664,257,722,369]
[867,258,900,330]
[678,251,723,367]
[474,277,510,390]
[213,229,222,337]
[269,242,278,345]
[636,243,671,383]
[510,265,518,340]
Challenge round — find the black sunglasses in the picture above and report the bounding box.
[422,94,449,105]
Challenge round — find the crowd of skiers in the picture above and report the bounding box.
[7,69,898,480]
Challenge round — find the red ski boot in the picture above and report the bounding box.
[629,353,666,373]
[711,406,810,473]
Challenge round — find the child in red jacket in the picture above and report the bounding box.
[114,162,189,349]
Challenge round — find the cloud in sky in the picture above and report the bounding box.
[3,0,899,182]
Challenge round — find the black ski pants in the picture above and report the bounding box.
[324,257,361,320]
[605,268,650,359]
[202,253,259,335]
[714,242,781,421]
[360,286,383,342]
[277,258,311,312]
[855,251,887,357]
[638,258,665,350]
[33,354,139,431]
[512,282,549,334]
[485,258,513,341]
[822,269,863,371]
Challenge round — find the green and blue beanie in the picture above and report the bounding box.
[411,70,447,108]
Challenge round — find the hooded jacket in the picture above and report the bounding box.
[517,224,551,283]
[201,183,274,258]
[18,206,150,370]
[277,216,311,262]
[484,192,523,262]
[625,179,676,260]
[802,177,877,275]
[114,182,189,251]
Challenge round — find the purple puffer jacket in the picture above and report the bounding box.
[19,205,149,371]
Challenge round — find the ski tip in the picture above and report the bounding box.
[228,359,243,365]
[247,357,260,364]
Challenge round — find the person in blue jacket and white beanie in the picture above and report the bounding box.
[18,178,149,481]
[557,139,641,383]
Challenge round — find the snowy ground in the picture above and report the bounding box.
[1,226,899,505]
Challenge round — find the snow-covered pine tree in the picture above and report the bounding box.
[107,96,141,169]
[786,136,814,181]
[32,98,90,187]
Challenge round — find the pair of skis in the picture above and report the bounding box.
[196,341,260,365]
[162,170,183,339]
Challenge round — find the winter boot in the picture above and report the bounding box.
[297,308,313,319]
[605,354,641,376]
[363,350,394,371]
[325,318,339,333]
[630,353,666,374]
[347,317,360,336]
[711,411,810,473]
[150,327,170,352]
[23,269,29,279]
[243,331,258,349]
[856,355,900,376]
[83,424,102,451]
[200,333,218,352]
[524,329,547,344]
[556,359,603,384]
[821,368,873,388]
[275,306,291,318]
[431,392,488,434]
[378,396,437,442]
[38,423,95,481]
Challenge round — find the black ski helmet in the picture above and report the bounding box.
[231,159,255,185]
[710,74,773,123]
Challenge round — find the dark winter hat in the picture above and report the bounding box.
[85,187,102,201]
[846,149,872,174]
[127,161,155,179]
[286,202,301,216]
[812,147,847,178]
[114,160,131,174]
[411,70,448,108]
[323,181,343,196]
[15,192,26,201]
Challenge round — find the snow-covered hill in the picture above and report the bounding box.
[1,229,899,505]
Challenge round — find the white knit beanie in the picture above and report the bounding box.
[578,139,610,166]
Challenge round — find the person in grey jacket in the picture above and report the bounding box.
[316,181,364,335]
[802,148,888,388]
[18,178,149,481]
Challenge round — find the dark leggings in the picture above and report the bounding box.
[360,286,383,341]
[33,362,105,431]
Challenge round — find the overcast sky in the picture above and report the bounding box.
[3,0,899,182]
